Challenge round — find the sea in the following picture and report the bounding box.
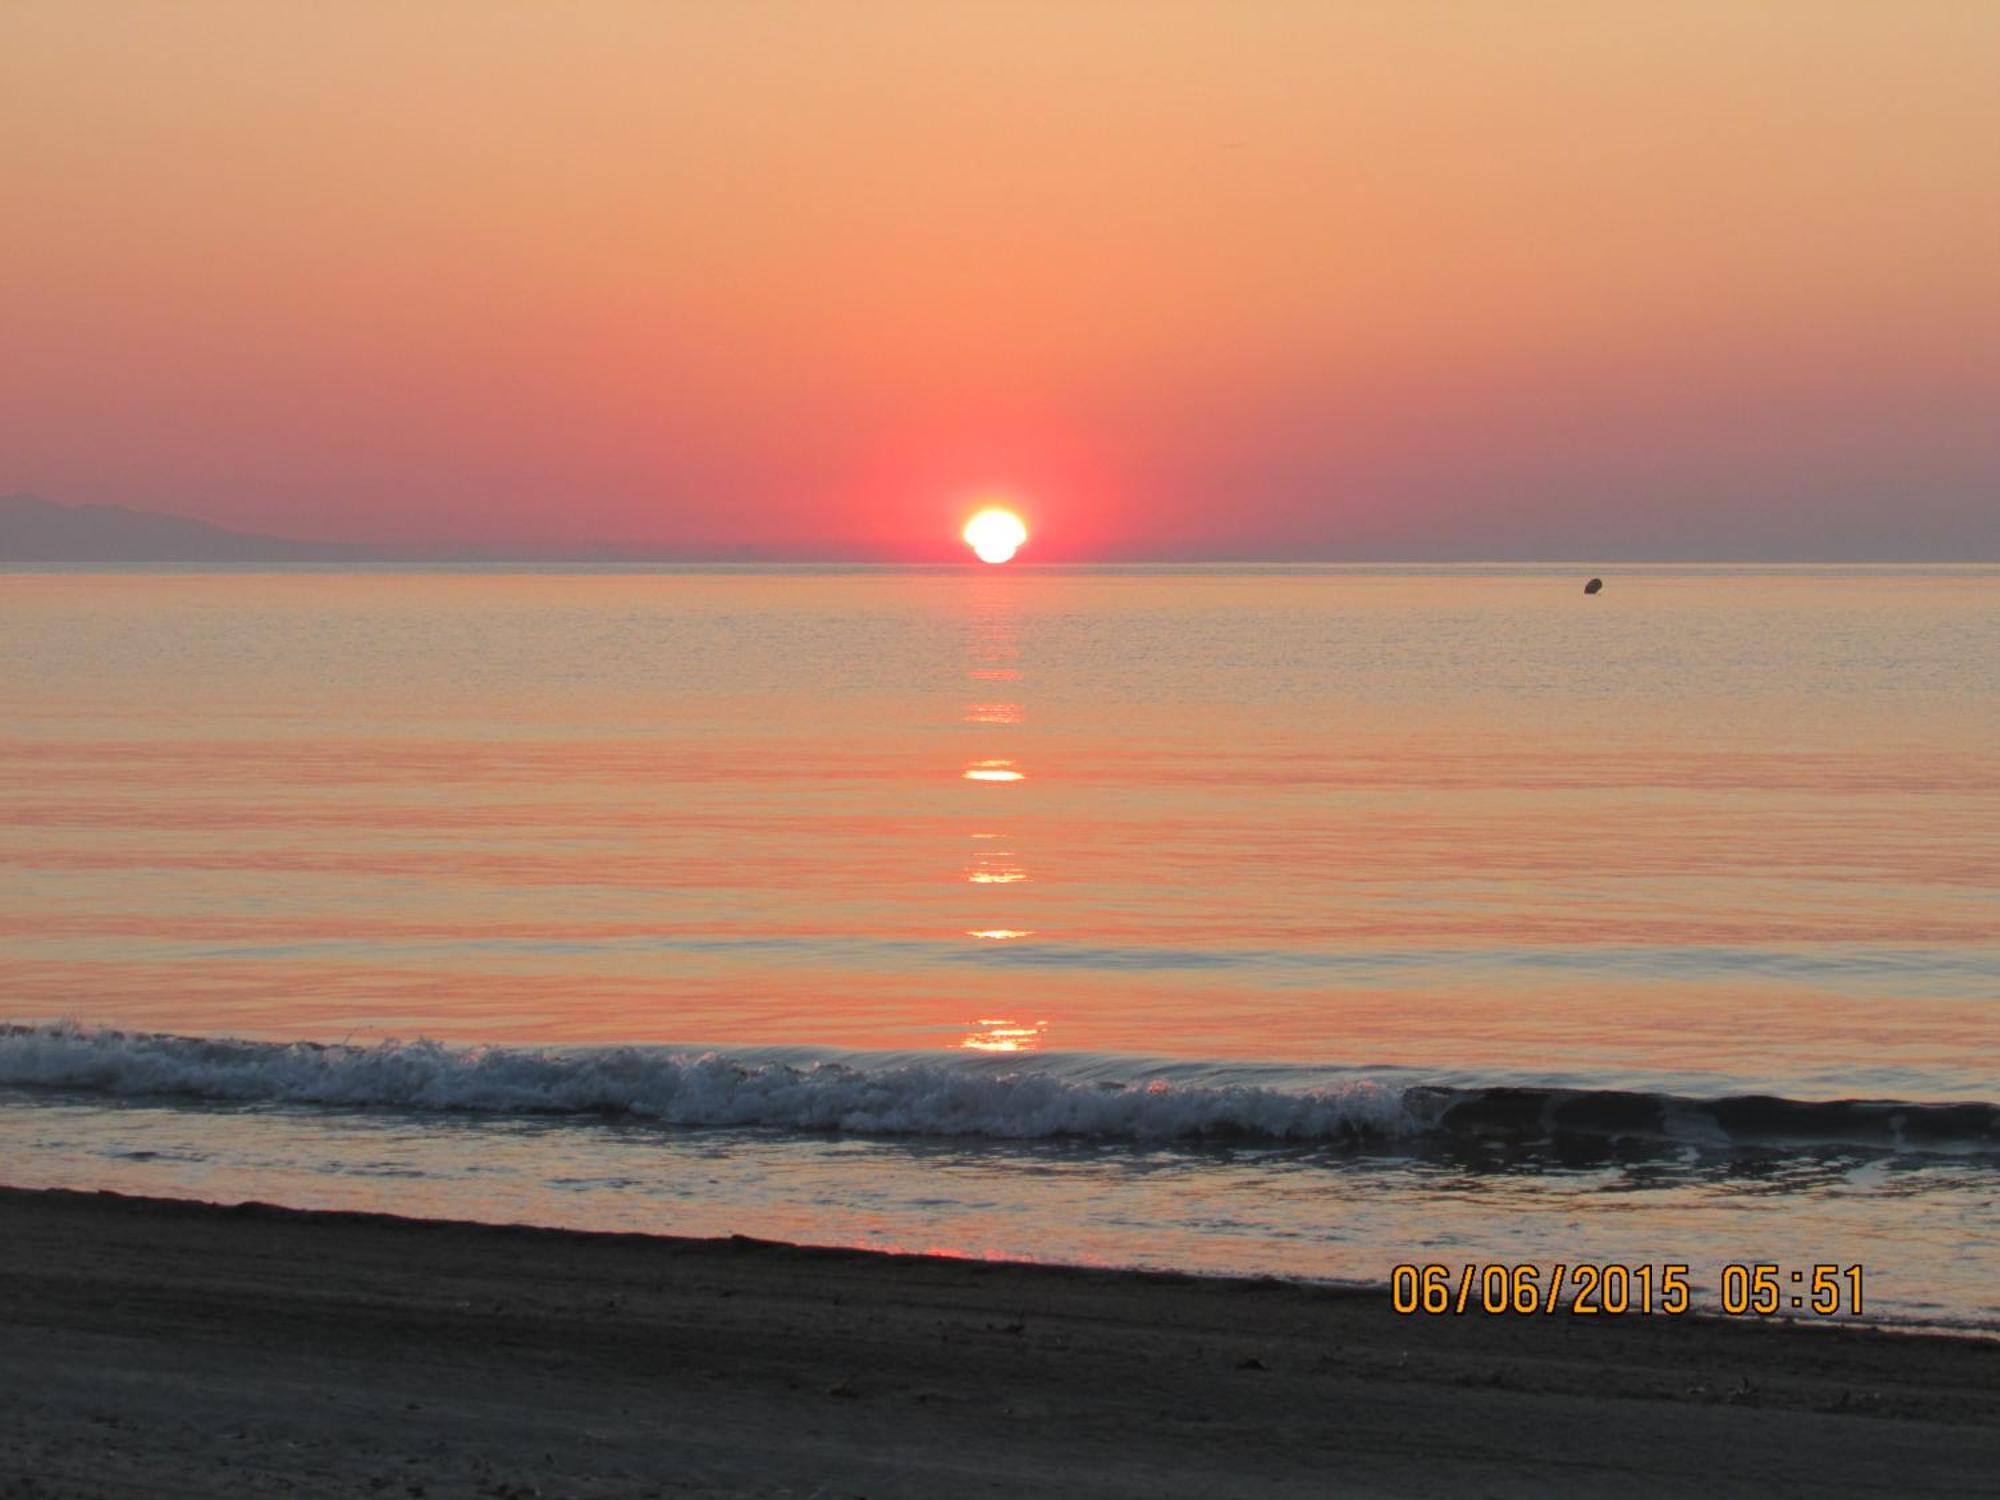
[2,565,1995,1330]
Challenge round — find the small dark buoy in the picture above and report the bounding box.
[1584,577,1603,595]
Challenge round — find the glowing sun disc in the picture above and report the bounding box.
[963,507,1028,564]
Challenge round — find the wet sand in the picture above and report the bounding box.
[1,1187,1995,1497]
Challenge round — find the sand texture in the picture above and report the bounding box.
[1,1187,1995,1497]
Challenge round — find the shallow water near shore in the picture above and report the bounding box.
[4,1067,1997,1332]
[3,565,1996,1325]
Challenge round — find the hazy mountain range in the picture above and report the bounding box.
[0,495,766,565]
[1,494,377,563]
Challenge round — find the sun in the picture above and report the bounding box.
[962,507,1028,564]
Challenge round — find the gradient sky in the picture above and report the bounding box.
[4,2,1997,560]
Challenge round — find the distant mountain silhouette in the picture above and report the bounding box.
[1,494,369,563]
[0,494,800,564]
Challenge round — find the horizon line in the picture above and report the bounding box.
[8,557,1998,570]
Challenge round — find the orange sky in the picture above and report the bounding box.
[4,2,1997,558]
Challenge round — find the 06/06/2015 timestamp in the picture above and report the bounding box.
[1391,1263,1865,1317]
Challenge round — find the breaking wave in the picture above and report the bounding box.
[1,1024,1993,1153]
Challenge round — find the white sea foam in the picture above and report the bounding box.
[7,1025,1992,1151]
[0,1024,1413,1143]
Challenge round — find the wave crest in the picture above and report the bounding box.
[2,1025,1993,1152]
[0,1024,1409,1142]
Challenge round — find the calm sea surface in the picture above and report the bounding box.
[3,566,1996,1326]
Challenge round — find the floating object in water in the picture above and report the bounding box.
[1584,577,1604,595]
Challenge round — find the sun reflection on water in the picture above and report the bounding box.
[956,583,1042,1041]
[961,1017,1049,1052]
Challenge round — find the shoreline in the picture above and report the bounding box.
[5,1174,1992,1342]
[3,1186,1997,1496]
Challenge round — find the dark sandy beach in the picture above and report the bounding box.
[1,1188,1994,1498]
